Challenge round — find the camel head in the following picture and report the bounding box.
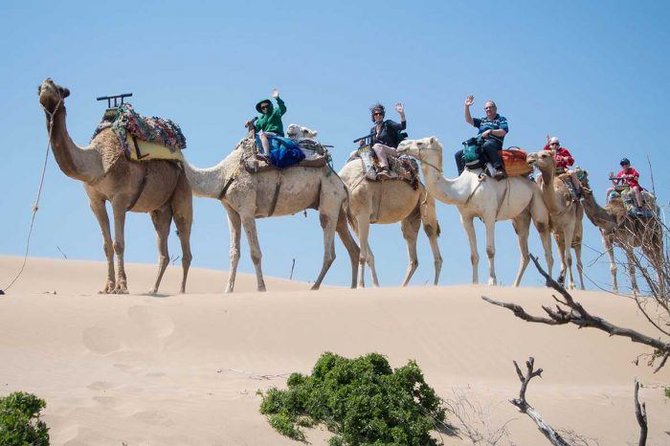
[397,136,442,165]
[38,78,70,113]
[533,150,555,173]
[286,123,318,140]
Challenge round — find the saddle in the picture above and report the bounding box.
[243,137,331,174]
[91,103,186,172]
[609,188,657,218]
[347,146,420,189]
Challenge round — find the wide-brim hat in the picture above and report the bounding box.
[256,99,273,113]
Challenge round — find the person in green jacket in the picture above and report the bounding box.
[245,88,287,157]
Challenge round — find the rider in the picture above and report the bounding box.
[455,96,508,180]
[245,88,287,158]
[614,158,644,214]
[543,136,582,201]
[366,102,406,179]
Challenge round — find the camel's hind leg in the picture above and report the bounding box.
[603,232,618,293]
[148,205,172,295]
[171,175,193,294]
[572,211,585,290]
[419,192,443,285]
[355,215,373,288]
[311,210,338,290]
[511,209,531,287]
[400,207,421,286]
[336,205,360,289]
[224,204,242,293]
[87,191,115,293]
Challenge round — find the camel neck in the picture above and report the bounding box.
[420,160,472,205]
[581,191,617,231]
[47,105,103,183]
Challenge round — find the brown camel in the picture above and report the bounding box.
[528,151,585,289]
[183,137,359,292]
[397,137,554,286]
[338,159,442,287]
[579,171,663,294]
[38,78,193,294]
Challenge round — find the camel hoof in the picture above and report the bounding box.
[257,287,267,292]
[488,279,497,286]
[310,284,320,291]
[147,289,158,296]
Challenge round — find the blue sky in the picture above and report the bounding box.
[1,0,668,292]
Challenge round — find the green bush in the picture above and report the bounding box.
[260,352,446,445]
[665,386,669,399]
[0,391,50,446]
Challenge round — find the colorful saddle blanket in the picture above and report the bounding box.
[347,147,420,189]
[609,188,657,218]
[91,103,186,161]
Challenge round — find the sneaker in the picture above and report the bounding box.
[376,170,392,180]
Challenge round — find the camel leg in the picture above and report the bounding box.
[335,205,360,289]
[419,194,443,286]
[148,206,172,295]
[311,211,337,290]
[511,211,531,287]
[240,213,266,292]
[555,233,568,287]
[461,215,479,284]
[603,232,618,293]
[484,217,497,286]
[224,205,242,293]
[624,247,639,295]
[400,209,421,287]
[563,223,577,290]
[355,215,371,288]
[88,194,115,293]
[110,200,129,294]
[366,242,380,287]
[573,209,585,290]
[172,176,193,294]
[529,193,553,284]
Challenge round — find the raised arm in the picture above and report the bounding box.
[464,95,474,126]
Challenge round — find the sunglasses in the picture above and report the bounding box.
[549,142,559,146]
[372,112,383,116]
[261,104,270,109]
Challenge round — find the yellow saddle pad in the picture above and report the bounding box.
[126,135,184,162]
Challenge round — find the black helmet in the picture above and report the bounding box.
[370,103,385,121]
[620,157,631,166]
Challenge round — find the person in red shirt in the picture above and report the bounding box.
[614,158,644,212]
[543,136,581,201]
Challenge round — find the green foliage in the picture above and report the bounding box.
[0,391,50,446]
[665,386,669,399]
[260,352,446,445]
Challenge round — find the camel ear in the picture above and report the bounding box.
[61,87,70,98]
[429,136,435,144]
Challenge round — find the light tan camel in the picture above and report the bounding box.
[338,160,442,287]
[37,78,193,294]
[579,171,663,294]
[528,151,585,289]
[397,137,553,286]
[183,137,359,292]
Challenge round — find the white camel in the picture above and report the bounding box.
[398,137,553,286]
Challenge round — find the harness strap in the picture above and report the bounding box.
[132,136,149,160]
[268,176,282,216]
[126,164,148,211]
[494,178,510,220]
[218,176,235,200]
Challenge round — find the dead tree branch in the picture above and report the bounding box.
[482,255,670,373]
[634,380,648,446]
[510,357,571,446]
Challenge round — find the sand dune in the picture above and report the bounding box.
[0,256,668,445]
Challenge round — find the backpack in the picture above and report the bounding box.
[461,137,483,167]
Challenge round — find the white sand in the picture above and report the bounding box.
[0,256,668,445]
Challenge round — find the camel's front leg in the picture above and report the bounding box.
[511,211,531,287]
[624,247,639,295]
[355,215,371,288]
[461,214,479,284]
[335,206,360,289]
[603,233,618,293]
[172,174,193,294]
[241,213,266,292]
[224,206,242,293]
[563,223,577,290]
[149,206,172,295]
[88,196,115,293]
[484,217,497,286]
[400,212,421,286]
[311,211,337,290]
[111,201,129,294]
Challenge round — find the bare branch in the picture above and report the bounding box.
[482,256,670,372]
[634,380,648,446]
[509,357,571,446]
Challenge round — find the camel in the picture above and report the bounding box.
[183,137,360,292]
[37,78,192,294]
[579,171,663,294]
[397,137,553,286]
[528,151,585,289]
[338,159,443,287]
